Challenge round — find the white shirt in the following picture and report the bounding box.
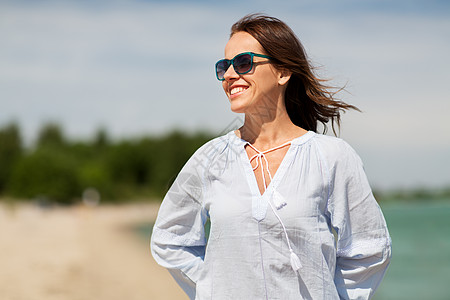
[151,131,391,300]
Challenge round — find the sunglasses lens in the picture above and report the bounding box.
[216,60,229,80]
[234,54,252,74]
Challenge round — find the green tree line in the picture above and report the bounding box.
[0,122,213,204]
[1,122,449,205]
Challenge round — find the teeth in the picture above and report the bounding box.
[230,87,247,95]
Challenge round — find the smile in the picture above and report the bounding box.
[230,86,248,95]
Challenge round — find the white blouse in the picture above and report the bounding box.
[151,131,391,300]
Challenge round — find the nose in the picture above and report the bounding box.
[223,64,239,82]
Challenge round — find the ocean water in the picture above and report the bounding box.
[143,201,450,299]
[374,201,450,300]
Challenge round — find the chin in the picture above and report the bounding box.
[230,108,245,114]
[229,97,253,114]
[229,102,247,114]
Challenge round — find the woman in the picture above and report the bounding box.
[151,14,391,300]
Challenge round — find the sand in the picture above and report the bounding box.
[0,201,188,300]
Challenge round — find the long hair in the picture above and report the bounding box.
[231,14,359,135]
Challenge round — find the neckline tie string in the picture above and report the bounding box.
[245,139,302,272]
[246,141,292,191]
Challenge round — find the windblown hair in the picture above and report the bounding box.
[231,14,359,135]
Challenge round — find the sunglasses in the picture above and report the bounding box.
[215,52,272,81]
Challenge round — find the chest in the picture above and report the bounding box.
[245,145,290,195]
[203,140,329,225]
[206,147,329,231]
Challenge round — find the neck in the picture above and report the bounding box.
[237,104,307,148]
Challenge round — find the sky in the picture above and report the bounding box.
[1,0,449,191]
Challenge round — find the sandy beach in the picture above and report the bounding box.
[0,201,188,300]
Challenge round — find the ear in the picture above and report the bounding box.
[278,68,292,86]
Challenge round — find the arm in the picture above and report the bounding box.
[326,141,391,299]
[151,161,208,299]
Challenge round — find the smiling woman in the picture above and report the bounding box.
[219,31,291,117]
[227,14,359,135]
[151,13,391,300]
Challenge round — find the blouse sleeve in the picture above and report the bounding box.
[326,140,392,300]
[150,154,208,300]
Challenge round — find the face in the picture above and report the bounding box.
[221,31,290,114]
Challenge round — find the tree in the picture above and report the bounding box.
[36,122,65,149]
[0,123,23,194]
[8,148,80,204]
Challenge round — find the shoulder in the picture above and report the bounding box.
[308,133,362,168]
[182,131,236,174]
[167,133,234,200]
[194,132,231,156]
[309,133,353,154]
[189,132,233,161]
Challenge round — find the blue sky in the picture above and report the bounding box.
[1,0,449,190]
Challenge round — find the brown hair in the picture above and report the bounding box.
[231,14,359,135]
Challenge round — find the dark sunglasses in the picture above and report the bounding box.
[215,52,272,81]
